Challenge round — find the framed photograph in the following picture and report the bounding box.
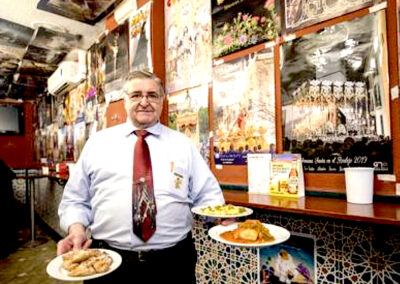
[284,0,378,33]
[24,45,66,65]
[281,11,392,173]
[0,18,34,48]
[37,0,123,25]
[168,85,210,163]
[129,2,152,72]
[104,22,129,103]
[212,0,280,58]
[213,48,275,165]
[259,232,316,284]
[165,0,212,93]
[30,27,82,51]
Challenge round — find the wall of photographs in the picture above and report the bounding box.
[164,0,400,196]
[34,0,400,195]
[34,1,154,165]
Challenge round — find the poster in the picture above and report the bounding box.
[284,0,377,32]
[165,0,212,93]
[259,233,316,284]
[129,2,152,72]
[73,120,86,161]
[213,48,275,165]
[212,0,280,58]
[104,22,129,103]
[168,85,209,163]
[281,11,392,173]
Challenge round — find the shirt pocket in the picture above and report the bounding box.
[168,165,189,198]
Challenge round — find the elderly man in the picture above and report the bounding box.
[57,70,224,283]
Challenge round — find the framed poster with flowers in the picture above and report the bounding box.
[165,0,212,93]
[168,84,210,163]
[284,0,379,33]
[213,48,275,166]
[212,0,280,58]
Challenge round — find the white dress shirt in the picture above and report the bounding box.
[59,121,224,250]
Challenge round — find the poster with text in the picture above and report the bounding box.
[129,2,152,72]
[259,233,316,284]
[281,11,392,173]
[213,48,275,165]
[168,85,210,163]
[165,0,212,93]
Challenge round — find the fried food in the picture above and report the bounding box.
[200,204,246,216]
[221,219,275,244]
[62,249,113,277]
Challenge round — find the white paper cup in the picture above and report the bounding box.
[344,167,374,204]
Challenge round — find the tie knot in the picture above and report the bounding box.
[134,130,149,138]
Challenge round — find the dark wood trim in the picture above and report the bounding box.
[386,0,400,182]
[223,190,400,226]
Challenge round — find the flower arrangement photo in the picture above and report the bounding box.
[212,0,280,58]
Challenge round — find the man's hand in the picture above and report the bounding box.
[57,223,92,255]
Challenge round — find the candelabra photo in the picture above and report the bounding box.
[281,10,392,173]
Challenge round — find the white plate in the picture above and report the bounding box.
[191,205,253,218]
[208,223,290,248]
[46,249,122,281]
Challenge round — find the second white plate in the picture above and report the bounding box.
[191,205,253,218]
[208,223,290,248]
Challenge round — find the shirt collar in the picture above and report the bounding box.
[123,121,162,137]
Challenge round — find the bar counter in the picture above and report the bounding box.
[13,177,400,283]
[223,190,400,226]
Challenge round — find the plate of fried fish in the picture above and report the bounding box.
[208,220,290,248]
[46,249,122,281]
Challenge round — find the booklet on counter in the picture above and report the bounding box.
[247,153,304,198]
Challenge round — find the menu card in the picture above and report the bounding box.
[247,153,305,197]
[247,153,271,194]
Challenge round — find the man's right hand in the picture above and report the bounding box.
[57,223,92,255]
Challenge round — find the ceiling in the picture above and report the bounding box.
[0,0,122,101]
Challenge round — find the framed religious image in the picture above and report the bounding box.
[95,39,107,104]
[283,0,380,33]
[165,0,212,93]
[104,22,129,103]
[259,232,316,284]
[281,10,392,174]
[212,0,281,58]
[213,48,275,166]
[129,2,152,72]
[168,85,210,164]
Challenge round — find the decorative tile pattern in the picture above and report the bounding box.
[194,208,400,284]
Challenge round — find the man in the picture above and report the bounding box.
[57,70,224,283]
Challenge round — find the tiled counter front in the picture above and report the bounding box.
[193,208,400,284]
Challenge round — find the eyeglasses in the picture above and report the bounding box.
[125,91,162,103]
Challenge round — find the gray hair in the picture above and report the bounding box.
[123,70,165,97]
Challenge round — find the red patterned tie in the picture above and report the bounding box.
[133,130,156,242]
